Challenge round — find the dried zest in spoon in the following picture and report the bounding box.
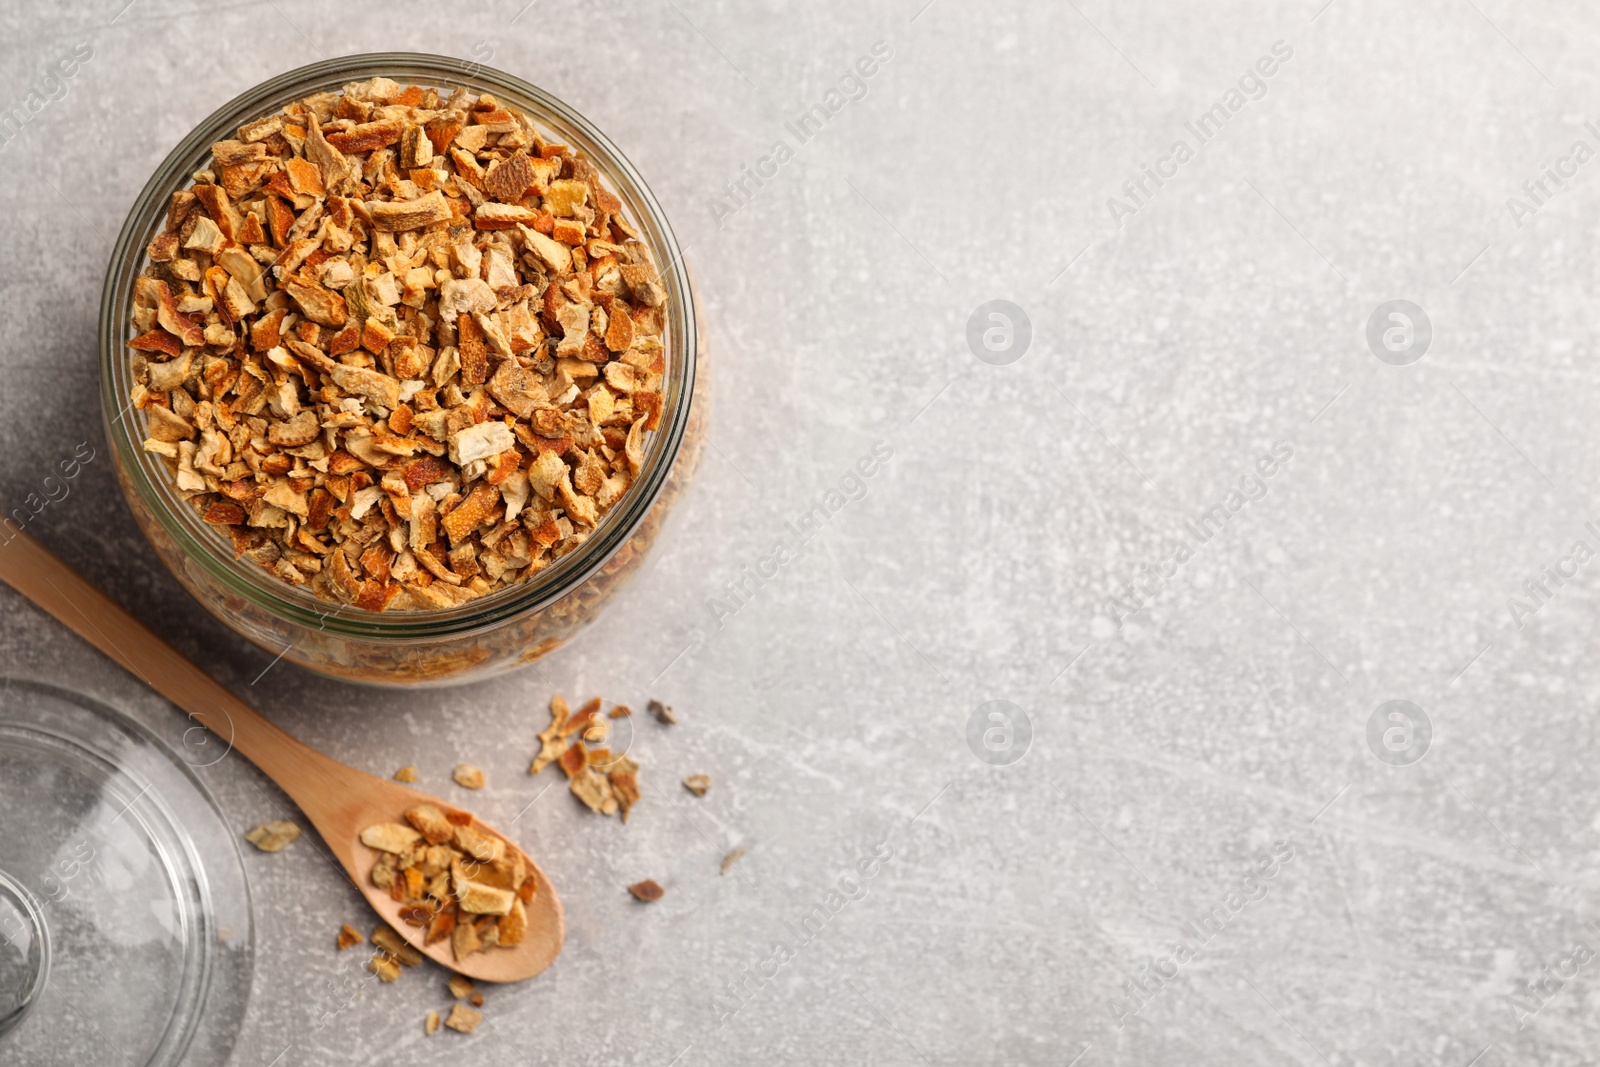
[359,802,536,962]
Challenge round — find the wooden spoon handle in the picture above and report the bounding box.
[0,528,345,803]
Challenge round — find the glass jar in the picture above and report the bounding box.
[99,53,704,687]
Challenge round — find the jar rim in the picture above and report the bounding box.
[99,52,697,639]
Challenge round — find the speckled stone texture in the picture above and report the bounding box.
[4,1,1600,1064]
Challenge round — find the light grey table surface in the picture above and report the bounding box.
[4,1,1600,1064]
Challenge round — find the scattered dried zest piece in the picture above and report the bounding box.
[558,739,587,778]
[683,774,711,798]
[448,975,475,1000]
[445,1004,483,1034]
[372,924,424,967]
[628,879,664,902]
[453,764,486,789]
[565,697,603,735]
[425,1010,441,1035]
[360,805,537,963]
[721,846,747,875]
[368,953,402,982]
[245,820,301,852]
[337,923,365,950]
[608,704,632,719]
[608,753,641,822]
[129,77,671,613]
[528,694,568,774]
[394,766,418,783]
[531,693,644,821]
[569,766,618,816]
[648,699,677,725]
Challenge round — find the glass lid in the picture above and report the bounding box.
[0,678,252,1064]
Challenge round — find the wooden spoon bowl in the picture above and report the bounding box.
[0,529,563,982]
[326,771,563,979]
[288,764,564,983]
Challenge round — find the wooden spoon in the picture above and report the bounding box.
[0,528,564,983]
